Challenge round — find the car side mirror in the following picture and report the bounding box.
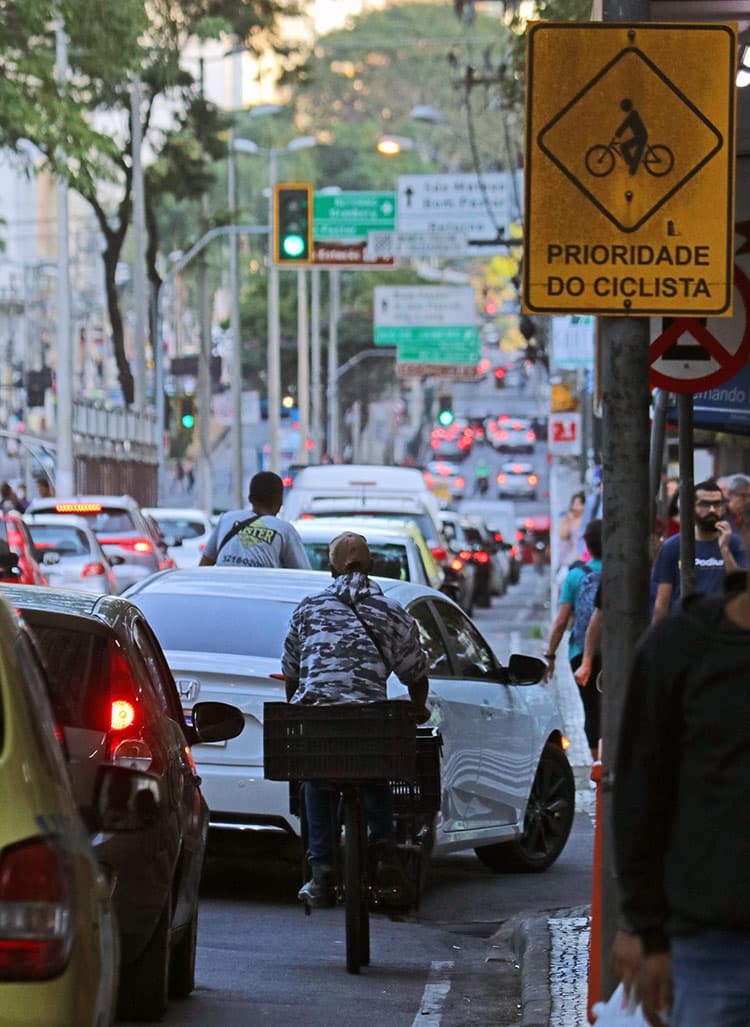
[163,534,183,548]
[0,551,19,572]
[108,554,126,566]
[190,700,244,744]
[94,764,161,832]
[508,653,546,685]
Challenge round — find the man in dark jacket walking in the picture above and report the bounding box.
[613,506,750,1025]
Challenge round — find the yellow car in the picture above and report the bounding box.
[0,594,160,1026]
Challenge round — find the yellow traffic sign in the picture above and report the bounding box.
[524,23,736,317]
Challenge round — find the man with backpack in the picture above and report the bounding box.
[199,471,310,569]
[544,518,602,760]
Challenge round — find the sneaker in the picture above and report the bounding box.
[297,864,334,908]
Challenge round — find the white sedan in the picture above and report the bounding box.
[125,567,574,873]
[142,507,213,568]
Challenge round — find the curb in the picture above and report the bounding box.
[512,915,552,1027]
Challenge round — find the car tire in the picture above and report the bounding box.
[169,903,198,999]
[473,743,574,873]
[117,896,171,1022]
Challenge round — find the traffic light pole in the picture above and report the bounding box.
[268,151,281,472]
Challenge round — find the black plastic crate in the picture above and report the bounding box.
[390,729,442,816]
[264,701,417,782]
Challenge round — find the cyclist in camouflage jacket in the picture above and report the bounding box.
[282,530,429,906]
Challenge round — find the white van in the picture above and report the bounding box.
[282,464,442,526]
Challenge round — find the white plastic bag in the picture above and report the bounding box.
[592,983,649,1026]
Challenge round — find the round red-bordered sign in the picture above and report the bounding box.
[649,263,750,394]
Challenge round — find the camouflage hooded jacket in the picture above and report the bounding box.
[282,572,428,704]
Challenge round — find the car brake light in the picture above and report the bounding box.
[511,464,523,472]
[81,562,106,578]
[300,513,314,519]
[494,367,505,379]
[458,550,472,562]
[0,839,73,981]
[55,503,102,514]
[494,532,503,542]
[529,474,539,486]
[431,546,448,561]
[282,475,293,487]
[106,643,156,769]
[516,530,525,541]
[99,537,153,554]
[454,476,465,489]
[526,430,536,441]
[423,472,434,487]
[473,550,490,564]
[450,558,464,572]
[496,474,507,484]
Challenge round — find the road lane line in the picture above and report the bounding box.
[411,960,454,1026]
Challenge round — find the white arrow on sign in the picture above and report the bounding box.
[397,171,523,248]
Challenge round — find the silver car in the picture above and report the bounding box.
[125,567,575,875]
[23,513,119,594]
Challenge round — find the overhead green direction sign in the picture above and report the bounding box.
[314,192,396,240]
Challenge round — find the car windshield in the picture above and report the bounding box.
[303,541,409,580]
[307,511,435,546]
[27,524,91,555]
[48,506,136,534]
[133,594,296,658]
[152,517,205,540]
[29,624,108,729]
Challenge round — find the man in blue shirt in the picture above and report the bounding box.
[651,478,746,624]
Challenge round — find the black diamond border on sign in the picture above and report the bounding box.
[537,45,723,233]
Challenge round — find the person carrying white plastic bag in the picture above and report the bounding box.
[592,983,650,1026]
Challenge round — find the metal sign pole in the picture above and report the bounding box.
[599,0,652,1006]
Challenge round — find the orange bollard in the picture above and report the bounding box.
[587,756,603,1023]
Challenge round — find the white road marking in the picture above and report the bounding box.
[411,960,454,1026]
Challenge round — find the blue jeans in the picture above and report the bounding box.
[671,930,750,1027]
[303,781,392,865]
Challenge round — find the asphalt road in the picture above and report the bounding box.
[125,566,594,1027]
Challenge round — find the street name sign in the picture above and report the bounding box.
[365,228,470,259]
[397,362,479,380]
[312,191,395,267]
[374,285,480,367]
[524,22,736,316]
[397,172,523,254]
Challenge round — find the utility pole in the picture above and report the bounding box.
[55,19,74,496]
[227,128,244,507]
[326,269,340,459]
[310,267,322,463]
[130,76,148,412]
[297,268,310,466]
[598,0,652,1005]
[197,56,212,513]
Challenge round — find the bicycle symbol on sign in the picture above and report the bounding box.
[585,98,674,179]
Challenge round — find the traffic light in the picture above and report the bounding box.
[273,183,313,265]
[437,393,454,427]
[180,396,196,431]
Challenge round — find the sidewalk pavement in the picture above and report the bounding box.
[500,647,596,1027]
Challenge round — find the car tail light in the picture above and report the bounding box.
[524,518,534,529]
[494,532,503,543]
[498,414,509,422]
[81,561,106,578]
[511,464,523,473]
[431,546,448,561]
[0,839,73,981]
[269,672,285,681]
[431,439,441,449]
[458,550,472,562]
[473,550,490,564]
[512,420,523,430]
[281,475,293,487]
[496,473,507,484]
[107,644,155,772]
[526,430,536,441]
[515,530,525,541]
[510,545,519,558]
[449,558,464,572]
[494,367,505,379]
[528,474,539,486]
[487,419,497,431]
[454,476,465,489]
[423,472,435,487]
[300,513,314,519]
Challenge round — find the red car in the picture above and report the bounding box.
[0,510,48,585]
[516,514,551,566]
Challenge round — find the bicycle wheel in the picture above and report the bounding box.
[344,795,368,974]
[585,144,614,177]
[644,144,673,177]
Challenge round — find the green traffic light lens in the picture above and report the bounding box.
[282,234,306,258]
[438,410,454,427]
[181,414,195,429]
